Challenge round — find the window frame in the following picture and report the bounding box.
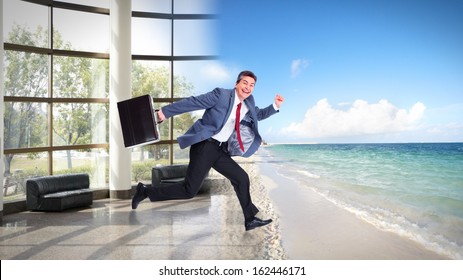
[132,1,218,164]
[3,1,110,187]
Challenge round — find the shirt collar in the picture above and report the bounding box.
[234,89,247,107]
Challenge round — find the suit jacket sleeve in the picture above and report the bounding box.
[255,104,279,121]
[161,88,222,119]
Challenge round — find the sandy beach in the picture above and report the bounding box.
[245,153,449,260]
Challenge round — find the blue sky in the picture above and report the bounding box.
[5,0,460,143]
[212,0,463,143]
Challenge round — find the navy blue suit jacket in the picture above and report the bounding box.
[162,88,278,157]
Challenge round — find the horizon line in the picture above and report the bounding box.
[264,141,463,145]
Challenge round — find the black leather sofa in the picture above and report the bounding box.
[151,164,212,193]
[26,173,93,211]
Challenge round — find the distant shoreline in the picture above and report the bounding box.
[264,141,463,145]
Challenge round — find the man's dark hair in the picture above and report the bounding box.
[236,70,257,84]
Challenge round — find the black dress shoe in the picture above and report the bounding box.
[132,183,147,210]
[245,217,273,231]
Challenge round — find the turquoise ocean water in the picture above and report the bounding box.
[263,143,463,259]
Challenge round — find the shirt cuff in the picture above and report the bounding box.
[273,102,279,111]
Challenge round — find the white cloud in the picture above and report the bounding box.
[291,58,309,78]
[337,102,352,107]
[283,99,426,138]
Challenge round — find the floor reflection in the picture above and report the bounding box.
[0,194,281,260]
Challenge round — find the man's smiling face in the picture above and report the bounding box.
[235,76,256,101]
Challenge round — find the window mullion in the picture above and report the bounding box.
[49,5,54,175]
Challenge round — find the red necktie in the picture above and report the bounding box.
[235,102,245,152]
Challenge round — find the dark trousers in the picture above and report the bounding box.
[146,139,259,222]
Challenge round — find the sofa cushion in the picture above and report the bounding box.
[37,191,93,211]
[43,188,93,199]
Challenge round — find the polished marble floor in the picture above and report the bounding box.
[0,193,281,260]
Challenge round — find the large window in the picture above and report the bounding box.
[131,0,218,184]
[3,0,218,199]
[3,0,110,201]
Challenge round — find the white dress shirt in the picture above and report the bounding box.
[212,93,249,142]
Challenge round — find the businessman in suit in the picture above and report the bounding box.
[132,70,284,231]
